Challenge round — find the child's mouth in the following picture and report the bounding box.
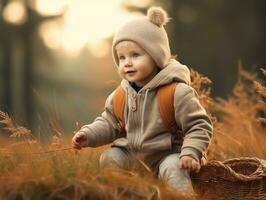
[126,70,137,74]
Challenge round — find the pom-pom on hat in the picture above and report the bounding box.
[112,6,171,69]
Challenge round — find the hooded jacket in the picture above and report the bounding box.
[80,59,213,164]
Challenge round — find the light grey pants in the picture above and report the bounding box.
[99,147,195,197]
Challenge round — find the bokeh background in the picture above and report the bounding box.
[0,0,265,140]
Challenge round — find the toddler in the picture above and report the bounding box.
[72,6,213,197]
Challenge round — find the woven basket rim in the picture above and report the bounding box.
[192,157,266,182]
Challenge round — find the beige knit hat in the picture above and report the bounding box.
[112,7,171,68]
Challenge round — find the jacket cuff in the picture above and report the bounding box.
[79,127,97,147]
[179,147,202,161]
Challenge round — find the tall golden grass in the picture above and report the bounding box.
[0,68,265,200]
[208,68,266,160]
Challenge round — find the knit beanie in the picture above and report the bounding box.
[112,7,171,69]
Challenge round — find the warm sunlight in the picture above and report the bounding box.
[37,0,146,56]
[38,20,62,50]
[2,1,27,25]
[88,40,110,58]
[34,0,68,16]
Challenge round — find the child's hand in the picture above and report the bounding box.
[179,155,200,172]
[72,131,87,150]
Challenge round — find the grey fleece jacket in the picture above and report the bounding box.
[80,59,213,162]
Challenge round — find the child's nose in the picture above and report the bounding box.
[125,58,132,67]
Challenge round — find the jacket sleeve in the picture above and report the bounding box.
[79,90,120,147]
[174,83,213,161]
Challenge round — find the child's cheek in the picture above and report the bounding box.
[117,67,125,78]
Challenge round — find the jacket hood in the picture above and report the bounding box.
[121,59,191,91]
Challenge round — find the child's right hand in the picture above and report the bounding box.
[72,131,87,150]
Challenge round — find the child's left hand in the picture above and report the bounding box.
[179,155,200,172]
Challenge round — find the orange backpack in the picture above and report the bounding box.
[113,82,184,141]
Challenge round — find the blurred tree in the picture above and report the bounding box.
[0,0,12,116]
[0,0,61,129]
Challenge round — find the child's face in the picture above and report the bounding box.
[116,41,159,86]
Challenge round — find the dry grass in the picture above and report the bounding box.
[0,68,265,199]
[208,67,266,160]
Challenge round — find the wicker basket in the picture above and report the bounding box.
[191,157,266,200]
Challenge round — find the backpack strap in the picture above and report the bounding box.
[157,82,184,140]
[113,86,126,136]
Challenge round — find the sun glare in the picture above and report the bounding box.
[39,20,62,49]
[37,0,144,57]
[34,0,68,16]
[88,40,110,58]
[3,1,27,25]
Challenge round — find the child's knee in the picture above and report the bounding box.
[99,147,129,168]
[158,153,192,190]
[159,153,188,179]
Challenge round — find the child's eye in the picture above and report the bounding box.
[118,55,125,60]
[132,53,140,58]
